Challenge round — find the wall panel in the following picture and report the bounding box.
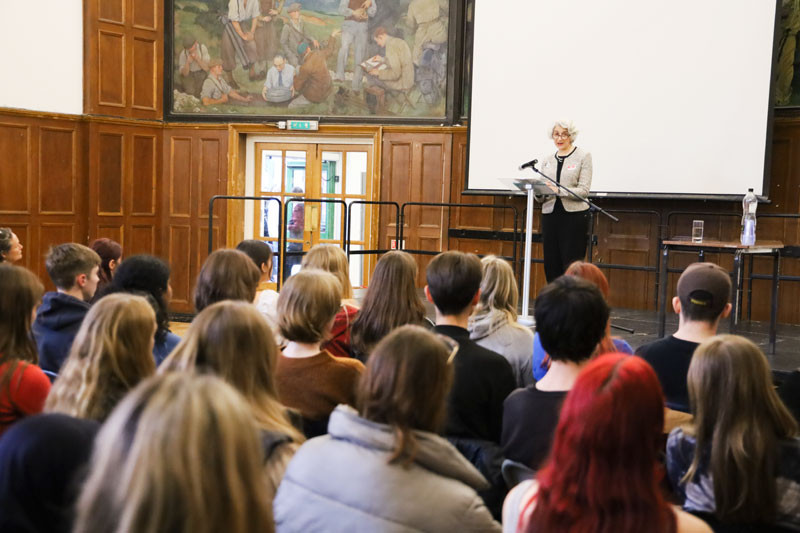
[0,124,31,214]
[39,128,77,215]
[97,31,126,107]
[131,135,157,215]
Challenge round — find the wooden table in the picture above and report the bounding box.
[658,239,783,354]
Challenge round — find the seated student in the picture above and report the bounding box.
[236,239,282,343]
[73,374,274,533]
[0,413,100,533]
[275,269,364,433]
[89,238,122,301]
[532,261,633,381]
[161,301,303,500]
[33,243,101,374]
[636,262,731,412]
[301,244,359,358]
[468,255,534,388]
[425,251,515,444]
[502,276,609,469]
[667,335,800,529]
[45,294,157,422]
[0,265,50,435]
[98,255,180,365]
[350,251,429,360]
[274,325,501,532]
[194,248,261,312]
[0,227,23,263]
[503,354,711,533]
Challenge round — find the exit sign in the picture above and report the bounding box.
[287,120,319,131]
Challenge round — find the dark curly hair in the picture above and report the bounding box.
[99,255,172,343]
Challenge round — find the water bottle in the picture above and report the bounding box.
[741,188,757,246]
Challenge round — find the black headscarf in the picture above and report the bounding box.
[0,413,99,533]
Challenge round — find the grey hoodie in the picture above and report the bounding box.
[274,405,501,532]
[468,310,534,388]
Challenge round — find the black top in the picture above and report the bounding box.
[32,292,91,374]
[554,147,577,184]
[501,386,567,469]
[779,370,800,424]
[635,335,699,412]
[434,325,516,444]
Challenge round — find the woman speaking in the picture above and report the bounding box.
[537,120,593,282]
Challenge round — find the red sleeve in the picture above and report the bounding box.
[11,364,51,416]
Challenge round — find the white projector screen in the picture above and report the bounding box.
[466,0,778,197]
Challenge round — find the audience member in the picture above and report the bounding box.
[88,237,122,300]
[45,294,157,422]
[502,276,609,469]
[98,254,180,365]
[532,261,633,381]
[425,251,515,444]
[350,251,428,360]
[194,248,261,312]
[468,255,534,387]
[667,335,800,529]
[302,244,359,357]
[236,239,282,342]
[275,269,364,434]
[503,353,711,533]
[636,262,731,412]
[32,243,100,374]
[0,227,23,263]
[162,300,303,499]
[73,373,274,533]
[0,265,50,434]
[0,413,100,533]
[274,325,501,531]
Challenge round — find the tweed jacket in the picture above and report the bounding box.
[537,147,592,214]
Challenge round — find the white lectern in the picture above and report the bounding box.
[498,177,557,326]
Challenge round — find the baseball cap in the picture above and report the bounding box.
[677,262,731,316]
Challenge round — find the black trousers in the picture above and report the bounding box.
[542,200,589,282]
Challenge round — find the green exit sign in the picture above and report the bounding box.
[287,120,319,131]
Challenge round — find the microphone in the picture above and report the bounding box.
[518,159,538,171]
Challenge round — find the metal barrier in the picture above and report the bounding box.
[282,198,347,281]
[344,200,400,261]
[399,202,520,274]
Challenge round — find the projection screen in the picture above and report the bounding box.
[466,0,779,198]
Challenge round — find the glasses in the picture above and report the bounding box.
[435,334,460,364]
[552,131,571,139]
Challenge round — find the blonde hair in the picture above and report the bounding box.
[45,293,156,421]
[472,255,523,328]
[73,373,274,533]
[161,300,303,443]
[301,244,353,299]
[278,269,342,343]
[683,335,798,523]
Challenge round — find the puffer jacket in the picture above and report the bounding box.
[274,405,501,532]
[468,309,534,388]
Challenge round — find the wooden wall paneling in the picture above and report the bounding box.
[38,127,78,215]
[0,123,31,214]
[379,137,412,250]
[131,134,158,216]
[85,0,163,118]
[163,127,228,313]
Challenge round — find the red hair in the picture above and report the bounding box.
[565,261,615,354]
[523,354,675,533]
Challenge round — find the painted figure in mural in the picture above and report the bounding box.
[281,3,320,67]
[776,0,800,106]
[254,0,285,74]
[178,35,210,97]
[336,0,377,91]
[290,31,341,108]
[201,59,255,105]
[263,55,295,103]
[406,0,447,66]
[364,27,414,114]
[221,0,272,87]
